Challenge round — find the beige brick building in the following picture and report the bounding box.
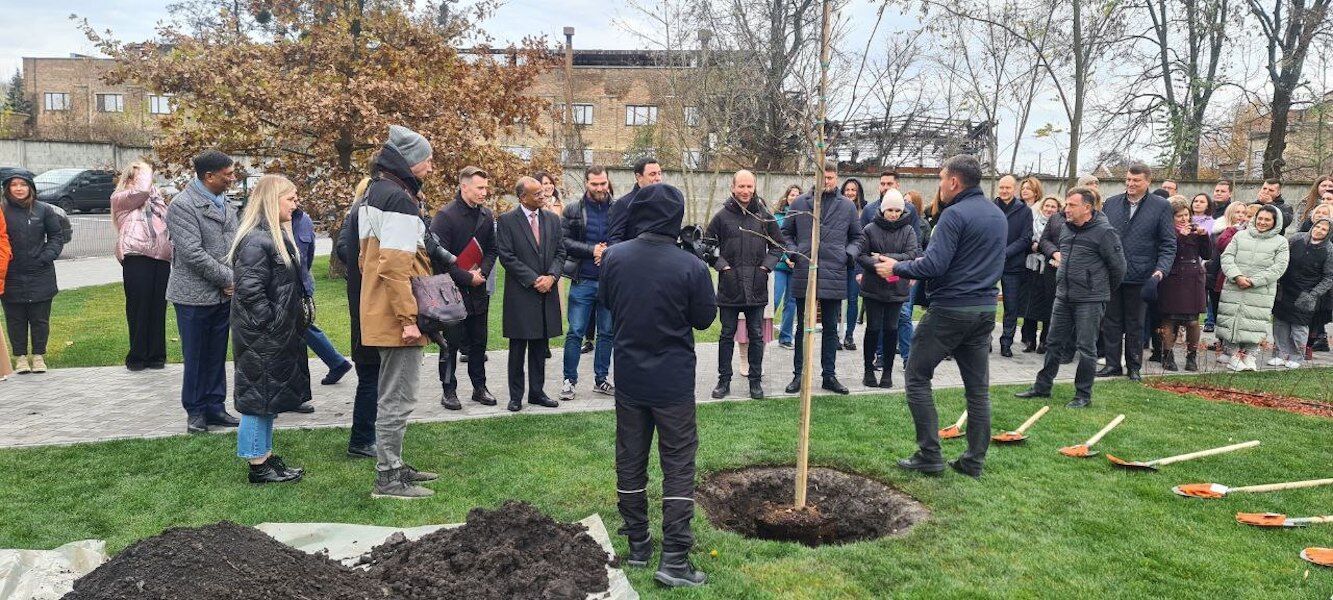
[21,55,170,145]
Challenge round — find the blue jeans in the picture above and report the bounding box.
[774,270,796,344]
[176,302,229,417]
[844,268,861,339]
[305,323,348,369]
[237,414,275,460]
[349,362,379,447]
[564,279,612,383]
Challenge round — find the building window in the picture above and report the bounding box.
[96,94,124,113]
[44,92,70,111]
[149,95,174,115]
[503,146,533,160]
[684,106,701,127]
[625,105,658,126]
[554,103,594,125]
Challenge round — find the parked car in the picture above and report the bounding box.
[34,168,116,213]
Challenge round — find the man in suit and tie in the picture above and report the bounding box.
[497,176,567,411]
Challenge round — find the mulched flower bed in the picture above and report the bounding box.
[1149,381,1333,418]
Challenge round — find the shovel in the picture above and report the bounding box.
[1106,440,1260,471]
[1302,548,1333,568]
[1173,477,1333,499]
[1236,513,1333,528]
[992,406,1049,444]
[1059,414,1125,458]
[939,411,967,440]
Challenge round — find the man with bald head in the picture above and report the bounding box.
[497,175,567,411]
[704,170,784,399]
[994,174,1033,357]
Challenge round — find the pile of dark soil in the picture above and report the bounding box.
[62,521,389,600]
[698,466,930,546]
[363,500,610,600]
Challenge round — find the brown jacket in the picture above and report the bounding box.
[358,147,432,348]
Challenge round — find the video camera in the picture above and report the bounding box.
[677,225,719,266]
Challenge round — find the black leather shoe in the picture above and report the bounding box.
[1000,346,1014,358]
[347,443,375,459]
[626,536,654,567]
[187,414,208,434]
[948,459,982,479]
[1036,343,1047,354]
[472,387,497,406]
[248,462,301,484]
[842,338,857,351]
[654,551,707,588]
[206,410,241,427]
[507,399,522,412]
[711,379,730,399]
[821,377,849,395]
[1127,369,1142,382]
[863,370,878,387]
[441,390,462,411]
[878,371,893,388]
[1022,342,1037,353]
[749,380,764,399]
[1014,388,1050,399]
[581,340,595,354]
[1066,397,1092,408]
[293,402,315,414]
[1095,366,1123,378]
[321,361,353,385]
[529,395,559,408]
[267,455,304,477]
[784,376,801,394]
[897,454,945,475]
[148,362,166,370]
[126,363,146,372]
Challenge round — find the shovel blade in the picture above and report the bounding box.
[992,431,1027,444]
[1236,512,1289,527]
[939,426,963,440]
[1106,454,1158,471]
[1059,444,1093,457]
[1301,548,1333,567]
[1173,483,1226,499]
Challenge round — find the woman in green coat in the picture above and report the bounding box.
[1218,204,1289,371]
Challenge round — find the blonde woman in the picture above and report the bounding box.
[228,174,309,484]
[1019,176,1044,207]
[111,161,173,371]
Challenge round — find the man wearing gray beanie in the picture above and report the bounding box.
[387,125,433,169]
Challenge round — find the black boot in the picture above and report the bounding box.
[626,536,654,567]
[821,376,849,395]
[1162,350,1178,371]
[749,379,764,399]
[441,389,462,410]
[711,378,730,399]
[1036,342,1047,354]
[654,551,707,588]
[472,387,497,406]
[1022,341,1037,353]
[863,369,878,387]
[1185,351,1198,372]
[878,369,893,388]
[187,413,208,434]
[784,376,801,394]
[248,460,301,484]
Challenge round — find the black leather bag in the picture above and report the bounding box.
[411,274,468,335]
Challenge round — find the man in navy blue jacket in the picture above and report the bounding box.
[874,154,1006,479]
[600,183,716,588]
[1096,163,1176,381]
[605,157,664,245]
[994,175,1033,357]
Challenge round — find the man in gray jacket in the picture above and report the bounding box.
[1016,187,1126,408]
[166,150,240,433]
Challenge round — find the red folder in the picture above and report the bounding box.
[457,238,483,271]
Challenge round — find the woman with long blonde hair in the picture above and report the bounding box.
[111,161,173,370]
[228,174,310,484]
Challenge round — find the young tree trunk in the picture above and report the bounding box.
[1262,84,1294,179]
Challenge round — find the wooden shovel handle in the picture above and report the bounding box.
[950,410,968,430]
[1302,516,1333,524]
[1083,414,1126,447]
[1015,406,1050,435]
[1232,478,1333,494]
[1153,440,1260,466]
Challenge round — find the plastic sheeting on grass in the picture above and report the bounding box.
[0,540,107,600]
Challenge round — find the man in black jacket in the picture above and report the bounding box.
[995,175,1033,357]
[1016,188,1126,408]
[559,166,616,400]
[1259,178,1293,234]
[600,182,715,588]
[606,157,664,245]
[705,170,783,400]
[336,180,379,458]
[430,166,498,409]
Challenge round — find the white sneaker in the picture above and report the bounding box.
[30,355,46,373]
[1266,357,1286,367]
[1242,355,1258,371]
[13,356,30,374]
[1227,356,1245,372]
[1285,360,1302,369]
[1216,353,1232,365]
[559,379,576,401]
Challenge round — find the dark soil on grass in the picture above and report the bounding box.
[362,500,611,600]
[62,521,390,600]
[697,466,930,547]
[1149,381,1333,418]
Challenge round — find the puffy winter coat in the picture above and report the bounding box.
[111,187,172,263]
[231,225,311,416]
[854,213,919,303]
[1272,226,1333,325]
[0,199,9,296]
[706,196,783,307]
[1218,207,1290,345]
[780,189,863,300]
[2,170,65,304]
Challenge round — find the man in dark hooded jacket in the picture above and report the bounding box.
[600,183,715,588]
[605,157,664,245]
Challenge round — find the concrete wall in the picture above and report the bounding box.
[0,139,152,174]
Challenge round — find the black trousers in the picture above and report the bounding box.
[718,305,764,381]
[999,272,1025,347]
[615,396,698,553]
[1033,299,1105,401]
[122,256,170,367]
[1102,284,1146,372]
[439,312,488,392]
[863,298,903,371]
[792,297,841,378]
[349,362,380,447]
[2,299,53,356]
[904,307,995,471]
[507,338,549,402]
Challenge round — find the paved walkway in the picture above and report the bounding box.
[0,331,1082,448]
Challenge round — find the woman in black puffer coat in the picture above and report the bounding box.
[853,190,920,388]
[228,174,311,485]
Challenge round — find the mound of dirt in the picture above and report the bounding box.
[62,521,389,600]
[698,466,930,546]
[363,500,611,600]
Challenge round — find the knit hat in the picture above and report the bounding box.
[387,125,432,167]
[881,189,905,212]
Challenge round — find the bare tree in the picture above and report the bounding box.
[1246,0,1332,179]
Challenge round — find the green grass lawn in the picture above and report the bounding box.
[2,374,1331,598]
[23,255,723,368]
